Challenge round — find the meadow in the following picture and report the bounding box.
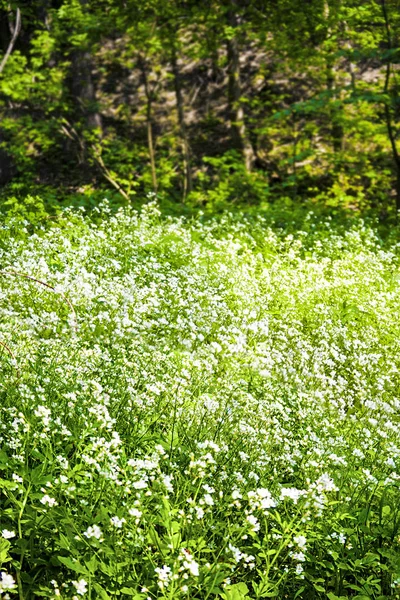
[0,201,400,599]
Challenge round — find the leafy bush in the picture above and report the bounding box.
[189,151,271,209]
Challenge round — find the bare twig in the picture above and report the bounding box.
[0,340,21,378]
[1,269,78,331]
[138,52,158,191]
[60,120,86,164]
[0,6,21,76]
[60,119,130,200]
[91,147,130,201]
[0,339,16,361]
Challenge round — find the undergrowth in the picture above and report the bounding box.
[0,200,400,599]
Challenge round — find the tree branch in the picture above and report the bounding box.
[0,6,21,76]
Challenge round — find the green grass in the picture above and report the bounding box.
[0,200,400,599]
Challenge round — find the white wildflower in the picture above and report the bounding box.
[110,516,126,528]
[0,572,16,592]
[72,579,88,596]
[83,525,103,540]
[293,535,307,550]
[40,495,57,507]
[280,488,306,503]
[1,530,15,540]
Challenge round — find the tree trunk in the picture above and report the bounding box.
[70,0,102,133]
[207,25,220,82]
[226,7,255,172]
[381,0,400,213]
[170,41,192,198]
[71,49,102,132]
[324,1,344,154]
[326,57,344,153]
[139,55,157,192]
[0,147,14,185]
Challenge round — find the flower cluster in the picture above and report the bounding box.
[0,203,399,598]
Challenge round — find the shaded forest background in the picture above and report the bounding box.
[0,0,400,217]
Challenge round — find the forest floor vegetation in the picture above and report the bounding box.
[0,199,400,599]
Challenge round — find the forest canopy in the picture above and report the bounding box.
[0,0,399,215]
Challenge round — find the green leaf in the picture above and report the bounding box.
[99,562,115,577]
[294,586,305,599]
[85,555,98,574]
[58,533,71,551]
[0,538,11,565]
[57,556,88,575]
[92,583,112,599]
[220,582,250,600]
